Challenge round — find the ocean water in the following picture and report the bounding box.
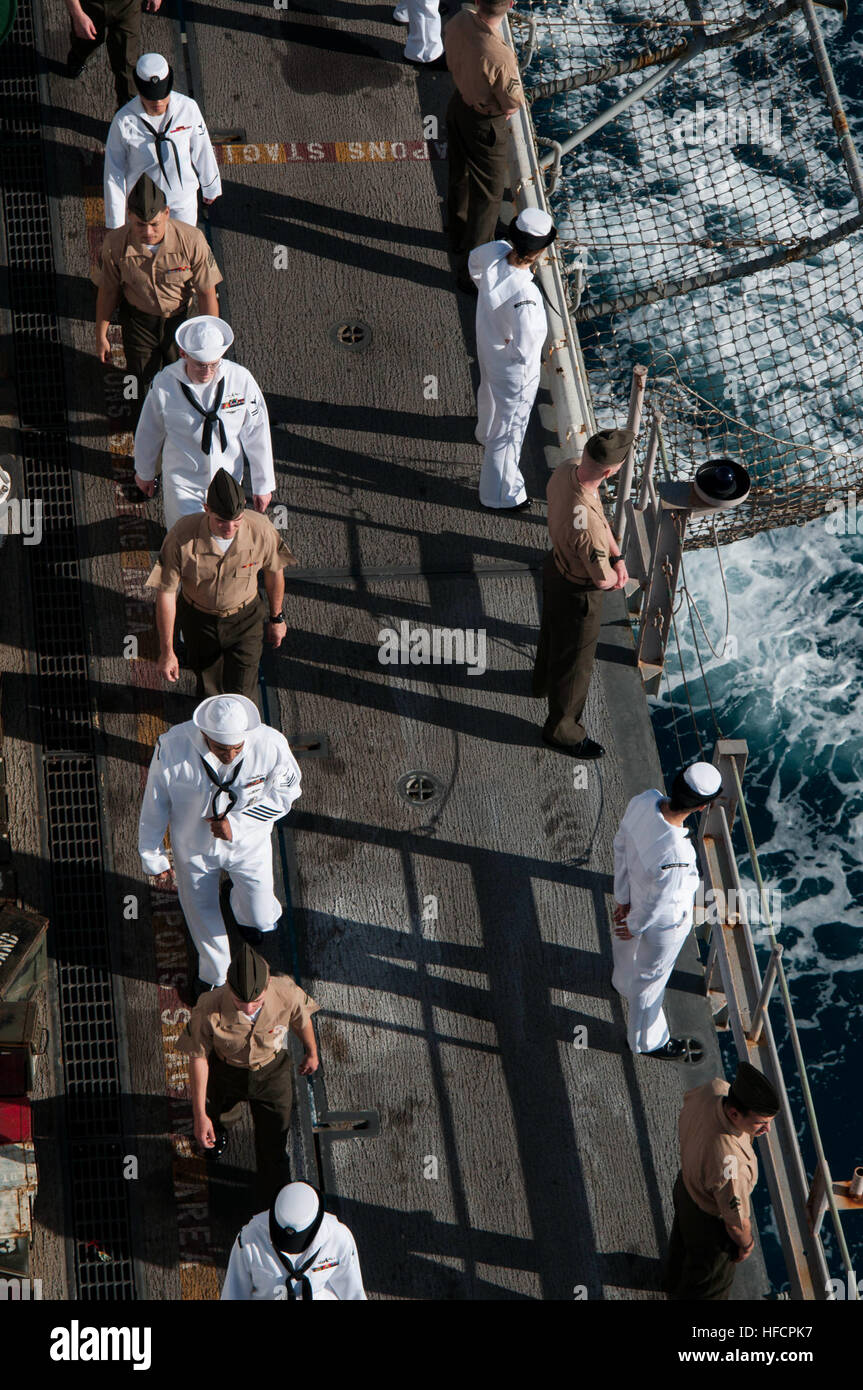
[525,1,863,1292]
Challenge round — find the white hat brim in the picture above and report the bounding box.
[193,693,261,739]
[175,315,235,362]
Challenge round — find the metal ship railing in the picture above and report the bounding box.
[497,2,862,1300]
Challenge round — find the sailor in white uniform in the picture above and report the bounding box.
[222,1182,367,1301]
[611,762,723,1057]
[104,54,222,230]
[134,315,275,532]
[468,208,556,511]
[138,694,301,988]
[393,0,445,68]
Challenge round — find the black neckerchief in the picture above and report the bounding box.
[138,110,183,187]
[180,375,227,454]
[533,269,563,319]
[199,754,244,819]
[271,1245,324,1301]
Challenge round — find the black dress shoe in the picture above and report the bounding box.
[403,52,448,71]
[481,498,531,513]
[237,924,264,946]
[541,733,606,759]
[205,1125,229,1160]
[65,53,90,80]
[645,1037,689,1060]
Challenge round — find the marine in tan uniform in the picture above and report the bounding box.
[665,1062,779,1300]
[92,173,222,408]
[532,429,634,758]
[147,469,297,707]
[179,943,320,1207]
[443,0,524,292]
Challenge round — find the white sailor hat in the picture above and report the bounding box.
[193,694,261,742]
[271,1181,326,1256]
[175,315,234,362]
[515,208,554,238]
[683,762,723,800]
[274,1182,320,1233]
[509,206,557,252]
[134,53,173,100]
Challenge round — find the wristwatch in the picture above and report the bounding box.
[268,614,286,624]
[610,555,625,566]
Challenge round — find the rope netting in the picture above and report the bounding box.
[513,0,863,548]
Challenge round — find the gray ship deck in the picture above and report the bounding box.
[2,0,769,1299]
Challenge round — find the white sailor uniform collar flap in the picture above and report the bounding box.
[485,248,535,312]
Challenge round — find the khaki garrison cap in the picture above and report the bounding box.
[127,173,167,221]
[585,428,635,467]
[226,943,270,1002]
[207,469,245,521]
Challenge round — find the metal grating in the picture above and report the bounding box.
[22,435,92,751]
[0,0,137,1297]
[70,1145,137,1299]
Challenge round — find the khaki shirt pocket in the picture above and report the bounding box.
[188,551,221,596]
[155,256,194,311]
[156,256,194,289]
[212,1021,250,1059]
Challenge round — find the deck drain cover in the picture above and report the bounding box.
[330,319,372,351]
[397,770,441,806]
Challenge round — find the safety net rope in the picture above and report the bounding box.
[513,0,863,548]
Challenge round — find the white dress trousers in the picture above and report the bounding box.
[469,241,548,508]
[393,0,443,62]
[138,721,301,984]
[611,789,702,1054]
[134,359,276,531]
